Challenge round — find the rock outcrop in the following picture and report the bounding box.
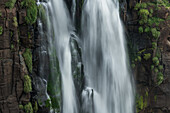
[121,0,170,112]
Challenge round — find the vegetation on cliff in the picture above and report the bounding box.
[21,0,37,25]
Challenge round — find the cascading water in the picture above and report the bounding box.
[38,0,134,112]
[48,0,78,113]
[81,0,134,113]
[38,0,78,113]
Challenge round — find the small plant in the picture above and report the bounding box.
[0,26,3,35]
[23,48,32,73]
[33,101,38,113]
[21,0,37,25]
[138,56,141,62]
[150,9,153,13]
[151,65,154,70]
[140,3,147,8]
[13,17,18,27]
[24,75,32,93]
[144,27,150,32]
[152,42,157,49]
[24,102,33,113]
[152,57,158,63]
[5,0,16,9]
[136,95,144,112]
[158,65,163,70]
[138,26,143,33]
[144,53,151,60]
[19,105,24,109]
[151,28,160,39]
[152,57,159,66]
[134,3,141,10]
[157,72,163,85]
[138,9,149,24]
[154,68,159,73]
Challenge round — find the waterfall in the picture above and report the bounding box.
[37,0,134,113]
[81,0,134,113]
[38,0,78,113]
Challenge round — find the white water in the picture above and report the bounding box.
[38,0,78,113]
[81,0,134,113]
[38,0,134,113]
[49,0,78,113]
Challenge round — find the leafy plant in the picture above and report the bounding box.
[5,0,16,9]
[21,0,37,25]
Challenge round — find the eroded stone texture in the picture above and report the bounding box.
[0,1,34,113]
[121,0,170,112]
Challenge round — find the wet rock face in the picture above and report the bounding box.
[121,0,170,112]
[0,1,35,113]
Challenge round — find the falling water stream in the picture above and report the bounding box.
[38,0,134,113]
[81,0,134,113]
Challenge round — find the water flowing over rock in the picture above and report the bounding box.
[81,0,135,113]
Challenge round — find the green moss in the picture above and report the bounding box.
[141,3,147,8]
[38,4,46,23]
[24,75,32,93]
[152,42,157,49]
[138,9,149,24]
[137,56,141,62]
[33,101,38,113]
[24,102,33,113]
[157,72,163,85]
[144,27,150,32]
[155,60,160,66]
[153,57,158,63]
[151,65,154,70]
[28,32,31,39]
[0,12,2,17]
[21,0,37,25]
[13,17,18,27]
[136,95,144,112]
[151,28,160,39]
[0,26,3,35]
[154,95,157,101]
[45,99,51,108]
[154,68,159,73]
[147,2,156,6]
[158,65,163,70]
[5,0,16,9]
[134,3,141,10]
[19,105,24,109]
[23,48,32,73]
[138,26,143,33]
[148,17,164,27]
[150,9,153,14]
[47,50,61,111]
[157,0,170,8]
[144,53,151,60]
[11,44,14,49]
[134,3,147,10]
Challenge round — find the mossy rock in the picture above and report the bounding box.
[21,0,37,25]
[33,101,38,113]
[23,48,32,73]
[5,0,16,9]
[19,105,24,110]
[13,17,18,27]
[144,53,151,60]
[0,26,3,35]
[24,75,32,93]
[24,102,33,113]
